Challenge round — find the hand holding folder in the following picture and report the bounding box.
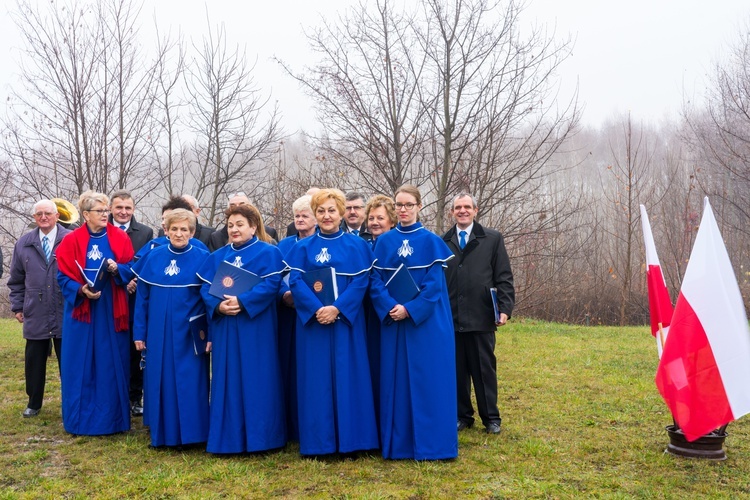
[76,260,110,292]
[209,261,263,299]
[301,267,338,306]
[189,314,209,355]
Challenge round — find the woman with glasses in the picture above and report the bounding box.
[56,191,135,435]
[283,188,379,457]
[197,203,286,454]
[131,209,210,448]
[369,185,458,460]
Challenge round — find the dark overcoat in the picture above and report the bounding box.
[8,224,72,340]
[443,222,515,332]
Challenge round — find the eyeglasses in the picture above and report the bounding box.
[345,205,364,211]
[395,202,417,210]
[34,211,57,218]
[86,209,111,215]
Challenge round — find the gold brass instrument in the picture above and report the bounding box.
[51,198,80,226]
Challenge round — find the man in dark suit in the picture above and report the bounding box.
[8,199,72,417]
[340,191,372,241]
[207,192,278,251]
[443,193,514,435]
[109,190,154,416]
[156,194,214,245]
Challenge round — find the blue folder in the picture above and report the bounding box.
[490,287,501,324]
[385,263,420,304]
[76,260,110,293]
[209,261,263,299]
[189,313,209,355]
[301,267,338,306]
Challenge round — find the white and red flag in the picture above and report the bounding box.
[640,204,674,357]
[655,198,750,441]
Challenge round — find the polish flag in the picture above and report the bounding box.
[655,198,750,441]
[640,205,674,357]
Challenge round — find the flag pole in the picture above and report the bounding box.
[657,322,666,349]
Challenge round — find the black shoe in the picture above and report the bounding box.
[130,401,144,417]
[457,420,473,432]
[485,422,501,434]
[23,407,40,418]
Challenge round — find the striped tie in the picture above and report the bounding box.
[42,235,51,263]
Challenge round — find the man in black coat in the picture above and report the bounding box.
[8,200,72,417]
[208,192,278,251]
[109,190,154,416]
[443,193,514,435]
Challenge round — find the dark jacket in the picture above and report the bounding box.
[110,215,154,255]
[443,222,514,333]
[8,224,72,340]
[208,224,278,252]
[340,221,373,241]
[158,221,213,246]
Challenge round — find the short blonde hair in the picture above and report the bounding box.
[311,188,346,217]
[164,208,197,233]
[78,190,110,212]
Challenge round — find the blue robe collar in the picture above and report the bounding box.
[396,222,423,233]
[168,243,192,254]
[230,236,258,251]
[317,229,344,240]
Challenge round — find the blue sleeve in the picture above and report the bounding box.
[237,271,282,319]
[333,271,369,325]
[402,263,446,327]
[57,270,84,308]
[133,281,150,343]
[369,268,398,324]
[289,269,323,326]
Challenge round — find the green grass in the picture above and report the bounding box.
[1,317,749,498]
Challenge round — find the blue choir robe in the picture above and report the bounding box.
[132,243,210,447]
[58,230,130,435]
[284,230,379,455]
[276,235,302,441]
[197,237,287,454]
[370,222,458,460]
[364,238,382,444]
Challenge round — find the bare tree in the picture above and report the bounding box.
[2,0,164,201]
[278,0,430,196]
[185,19,283,226]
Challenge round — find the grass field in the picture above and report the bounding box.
[1,317,749,498]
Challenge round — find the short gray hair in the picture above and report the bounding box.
[452,193,477,209]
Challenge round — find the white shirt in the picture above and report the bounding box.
[39,225,58,246]
[457,222,474,242]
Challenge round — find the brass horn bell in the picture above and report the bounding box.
[51,198,80,226]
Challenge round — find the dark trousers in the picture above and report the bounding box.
[455,331,501,427]
[129,330,143,403]
[25,338,62,410]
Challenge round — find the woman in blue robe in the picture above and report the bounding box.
[276,195,317,442]
[56,191,134,435]
[370,184,458,460]
[197,204,286,454]
[283,188,379,456]
[131,209,210,448]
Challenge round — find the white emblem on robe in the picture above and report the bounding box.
[231,256,243,267]
[315,247,331,264]
[87,244,103,261]
[397,239,413,258]
[164,259,180,276]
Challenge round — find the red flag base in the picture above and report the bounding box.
[665,425,727,460]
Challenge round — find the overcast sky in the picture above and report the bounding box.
[1,0,748,133]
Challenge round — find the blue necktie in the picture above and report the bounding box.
[119,225,126,231]
[352,229,359,237]
[42,235,51,263]
[459,230,467,250]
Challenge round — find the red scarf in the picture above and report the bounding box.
[56,224,135,332]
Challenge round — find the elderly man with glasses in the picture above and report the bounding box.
[8,200,72,418]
